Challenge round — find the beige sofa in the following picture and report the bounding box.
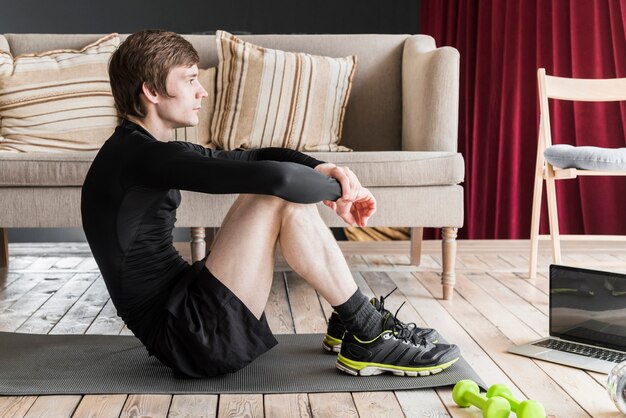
[0,33,464,299]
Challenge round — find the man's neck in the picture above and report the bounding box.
[126,115,174,142]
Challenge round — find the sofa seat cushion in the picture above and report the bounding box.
[307,151,464,186]
[0,150,464,188]
[0,151,97,186]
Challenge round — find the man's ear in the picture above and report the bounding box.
[140,82,159,104]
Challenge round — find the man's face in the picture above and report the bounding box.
[154,64,208,129]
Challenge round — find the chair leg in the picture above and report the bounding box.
[190,227,206,263]
[529,154,545,279]
[545,165,562,264]
[409,227,423,266]
[441,227,458,300]
[0,228,8,268]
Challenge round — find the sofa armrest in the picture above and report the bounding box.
[402,35,460,152]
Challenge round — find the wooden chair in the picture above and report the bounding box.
[529,68,626,278]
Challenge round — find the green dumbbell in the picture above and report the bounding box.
[453,380,511,418]
[486,384,546,418]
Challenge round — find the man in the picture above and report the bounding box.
[81,29,460,378]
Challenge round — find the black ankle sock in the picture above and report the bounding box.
[332,289,384,340]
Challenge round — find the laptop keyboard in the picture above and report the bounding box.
[533,339,626,363]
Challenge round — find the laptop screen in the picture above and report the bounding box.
[550,264,626,352]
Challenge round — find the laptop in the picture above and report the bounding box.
[509,264,626,374]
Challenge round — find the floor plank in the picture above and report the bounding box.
[0,273,75,332]
[119,394,171,418]
[352,392,404,418]
[50,277,110,335]
[23,395,82,418]
[0,396,37,418]
[471,272,549,336]
[308,393,358,418]
[489,271,549,314]
[264,272,295,335]
[85,298,125,335]
[217,394,263,418]
[264,394,311,418]
[72,395,126,418]
[167,395,218,418]
[17,273,99,334]
[285,272,327,334]
[394,390,450,418]
[0,273,48,310]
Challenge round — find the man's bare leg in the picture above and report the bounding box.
[205,194,357,318]
[277,202,357,306]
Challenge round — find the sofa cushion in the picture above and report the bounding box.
[0,33,119,153]
[308,151,464,186]
[0,36,9,54]
[0,152,97,186]
[0,150,464,187]
[210,30,356,152]
[173,67,216,147]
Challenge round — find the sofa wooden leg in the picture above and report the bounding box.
[410,227,423,266]
[441,226,458,300]
[190,227,206,263]
[0,228,8,269]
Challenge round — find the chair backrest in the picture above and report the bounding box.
[537,68,626,149]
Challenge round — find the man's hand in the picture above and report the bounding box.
[314,162,377,227]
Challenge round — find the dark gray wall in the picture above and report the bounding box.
[0,0,419,34]
[5,0,419,242]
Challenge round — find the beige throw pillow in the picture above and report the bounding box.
[174,67,216,148]
[0,33,120,152]
[210,30,356,152]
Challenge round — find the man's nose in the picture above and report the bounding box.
[197,85,208,98]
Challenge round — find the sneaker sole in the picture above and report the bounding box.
[335,354,459,377]
[322,335,342,353]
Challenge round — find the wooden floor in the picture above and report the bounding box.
[1,239,626,418]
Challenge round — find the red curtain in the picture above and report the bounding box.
[420,0,626,239]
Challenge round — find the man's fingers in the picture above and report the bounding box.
[346,169,360,201]
[334,167,360,200]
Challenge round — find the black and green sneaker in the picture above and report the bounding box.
[322,288,439,353]
[336,306,460,376]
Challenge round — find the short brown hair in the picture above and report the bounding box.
[108,30,199,118]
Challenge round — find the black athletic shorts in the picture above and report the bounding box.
[150,257,278,378]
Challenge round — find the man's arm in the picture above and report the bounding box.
[189,143,326,170]
[128,141,342,204]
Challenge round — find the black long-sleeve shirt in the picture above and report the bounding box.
[81,119,342,348]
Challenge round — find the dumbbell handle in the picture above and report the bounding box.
[463,390,488,409]
[497,393,520,411]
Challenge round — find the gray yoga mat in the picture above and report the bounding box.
[0,331,486,395]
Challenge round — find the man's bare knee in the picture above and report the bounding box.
[240,194,286,206]
[281,200,320,222]
[241,194,317,214]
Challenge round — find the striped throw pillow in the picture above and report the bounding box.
[0,34,120,153]
[174,67,216,148]
[210,30,356,152]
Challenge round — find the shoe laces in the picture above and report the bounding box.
[376,287,398,314]
[390,301,428,347]
[377,288,415,331]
